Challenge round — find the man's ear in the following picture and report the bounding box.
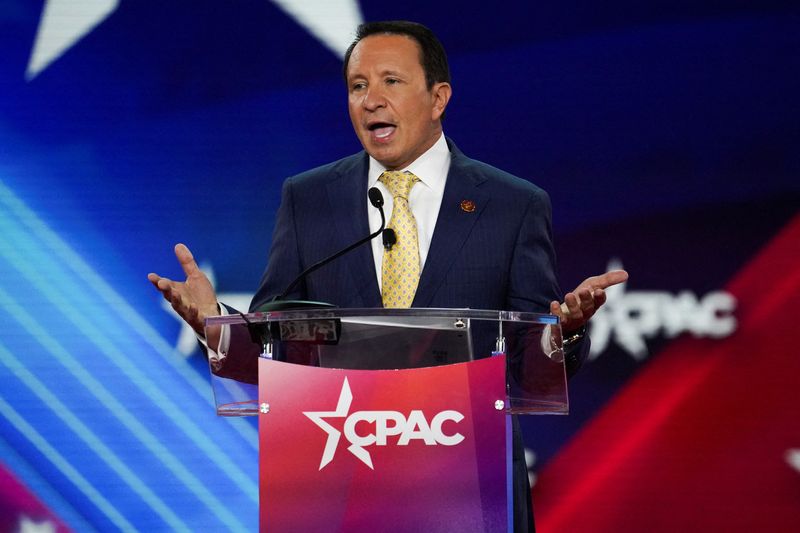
[430,82,452,120]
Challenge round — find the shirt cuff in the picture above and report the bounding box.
[195,303,231,371]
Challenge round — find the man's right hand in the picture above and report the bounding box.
[148,243,219,337]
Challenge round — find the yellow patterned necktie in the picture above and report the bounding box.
[379,170,421,308]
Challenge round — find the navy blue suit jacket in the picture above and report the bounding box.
[253,139,571,322]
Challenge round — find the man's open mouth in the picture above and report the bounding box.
[368,122,396,139]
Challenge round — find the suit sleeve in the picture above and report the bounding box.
[506,188,589,377]
[505,188,560,312]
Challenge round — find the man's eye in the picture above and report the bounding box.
[386,78,399,85]
[351,82,366,91]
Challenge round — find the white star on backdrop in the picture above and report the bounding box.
[26,0,363,80]
[18,516,55,533]
[26,0,118,80]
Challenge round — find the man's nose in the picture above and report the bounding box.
[362,86,386,110]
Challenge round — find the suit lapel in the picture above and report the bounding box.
[413,145,489,307]
[324,154,382,307]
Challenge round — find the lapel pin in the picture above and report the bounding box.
[460,199,476,213]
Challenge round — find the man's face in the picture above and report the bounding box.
[346,34,451,170]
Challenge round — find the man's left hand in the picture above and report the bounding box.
[550,270,629,333]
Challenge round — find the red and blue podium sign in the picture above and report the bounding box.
[258,355,509,532]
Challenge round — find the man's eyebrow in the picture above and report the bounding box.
[347,69,405,83]
[379,69,408,79]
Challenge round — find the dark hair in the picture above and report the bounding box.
[342,21,450,89]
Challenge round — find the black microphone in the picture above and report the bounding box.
[383,228,396,250]
[367,186,384,211]
[270,186,389,304]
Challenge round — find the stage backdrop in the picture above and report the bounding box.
[1,1,798,532]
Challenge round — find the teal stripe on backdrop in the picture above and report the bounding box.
[0,178,260,452]
[0,180,258,530]
[0,385,146,532]
[0,436,99,533]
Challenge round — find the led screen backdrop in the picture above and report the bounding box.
[1,1,798,531]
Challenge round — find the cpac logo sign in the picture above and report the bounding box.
[590,260,737,360]
[303,378,465,470]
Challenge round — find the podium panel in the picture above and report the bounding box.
[258,356,508,532]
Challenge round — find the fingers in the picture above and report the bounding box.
[148,272,171,295]
[564,291,578,312]
[571,269,627,300]
[147,272,161,287]
[576,288,594,308]
[553,271,626,332]
[592,287,607,308]
[148,247,210,335]
[591,269,628,290]
[149,274,200,326]
[149,274,177,301]
[175,243,200,278]
[566,289,593,312]
[147,272,183,307]
[553,288,599,331]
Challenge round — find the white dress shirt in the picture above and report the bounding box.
[367,133,451,289]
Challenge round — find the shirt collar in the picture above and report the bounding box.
[367,133,450,193]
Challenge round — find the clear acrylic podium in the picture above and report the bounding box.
[206,308,568,532]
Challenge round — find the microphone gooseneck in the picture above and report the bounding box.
[274,187,389,302]
[372,186,395,250]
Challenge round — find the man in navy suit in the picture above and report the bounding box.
[150,20,626,532]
